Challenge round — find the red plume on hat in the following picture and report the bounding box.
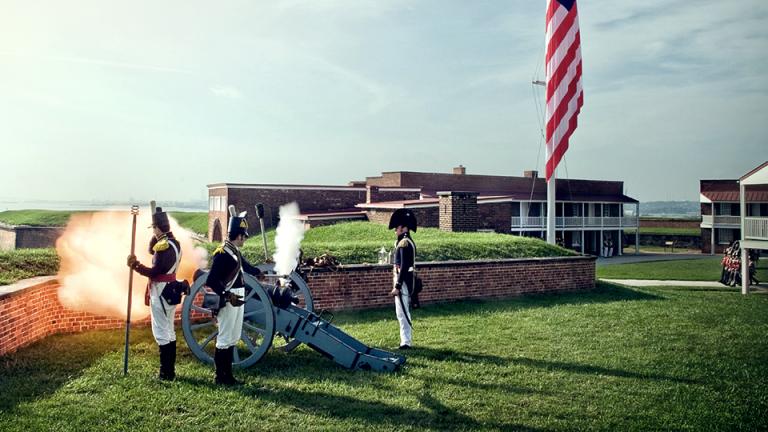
[388,208,418,232]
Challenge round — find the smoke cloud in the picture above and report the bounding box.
[273,202,305,276]
[56,211,200,320]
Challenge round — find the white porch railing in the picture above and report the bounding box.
[745,217,768,240]
[585,217,602,227]
[510,216,640,229]
[701,215,741,226]
[564,217,583,227]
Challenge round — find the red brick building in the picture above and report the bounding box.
[209,166,639,256]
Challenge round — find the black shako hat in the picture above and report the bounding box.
[149,201,170,232]
[388,208,418,232]
[227,205,249,238]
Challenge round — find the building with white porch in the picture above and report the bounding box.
[739,161,768,294]
[700,168,768,254]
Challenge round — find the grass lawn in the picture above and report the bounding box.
[239,222,574,265]
[1,283,766,431]
[0,210,79,227]
[168,212,208,236]
[0,209,208,234]
[597,257,768,282]
[0,249,59,285]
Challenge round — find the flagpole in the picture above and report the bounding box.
[547,167,556,245]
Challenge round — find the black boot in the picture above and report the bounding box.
[214,348,228,385]
[225,347,242,385]
[167,341,176,380]
[158,342,175,381]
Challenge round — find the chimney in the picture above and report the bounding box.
[524,170,538,179]
[453,165,466,175]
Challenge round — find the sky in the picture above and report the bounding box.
[0,0,766,203]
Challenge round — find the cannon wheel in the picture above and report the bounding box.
[181,272,276,368]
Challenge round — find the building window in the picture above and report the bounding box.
[718,228,735,245]
[209,196,214,211]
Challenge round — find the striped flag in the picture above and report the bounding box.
[545,0,583,181]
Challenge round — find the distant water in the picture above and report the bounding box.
[0,201,207,212]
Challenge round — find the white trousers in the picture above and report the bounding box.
[149,282,177,346]
[394,280,412,347]
[216,287,244,349]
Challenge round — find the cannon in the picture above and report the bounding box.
[181,263,405,372]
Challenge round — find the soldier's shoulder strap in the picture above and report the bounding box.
[153,238,170,252]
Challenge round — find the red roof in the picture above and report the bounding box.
[701,190,768,202]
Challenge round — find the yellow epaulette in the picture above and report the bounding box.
[213,246,225,256]
[398,239,410,248]
[152,238,170,252]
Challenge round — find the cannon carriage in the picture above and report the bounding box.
[181,263,405,372]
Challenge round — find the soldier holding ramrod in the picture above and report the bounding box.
[127,203,182,381]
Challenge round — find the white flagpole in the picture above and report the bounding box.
[547,165,556,245]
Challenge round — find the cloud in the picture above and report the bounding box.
[209,85,244,99]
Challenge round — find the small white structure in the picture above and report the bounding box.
[740,161,768,295]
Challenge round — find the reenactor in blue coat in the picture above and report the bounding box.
[205,206,263,385]
[127,203,182,380]
[388,208,417,350]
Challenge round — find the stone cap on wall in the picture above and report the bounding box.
[0,276,58,299]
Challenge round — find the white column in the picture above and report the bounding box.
[618,229,623,256]
[740,183,748,295]
[600,230,604,257]
[710,202,715,255]
[634,203,639,254]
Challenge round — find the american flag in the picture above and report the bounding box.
[545,0,583,181]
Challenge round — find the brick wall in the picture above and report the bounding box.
[305,256,595,311]
[366,186,421,203]
[365,208,439,228]
[0,256,595,356]
[478,202,513,232]
[439,192,479,232]
[209,186,367,241]
[0,225,64,250]
[0,226,14,251]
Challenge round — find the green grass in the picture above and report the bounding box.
[169,212,208,236]
[0,210,207,236]
[0,210,78,227]
[1,283,766,431]
[628,227,701,236]
[0,248,59,285]
[238,222,574,264]
[598,257,768,282]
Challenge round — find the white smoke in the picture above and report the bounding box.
[273,202,305,276]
